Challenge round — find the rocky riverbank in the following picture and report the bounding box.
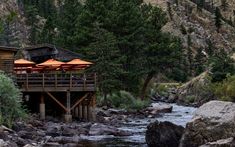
[146,100,235,147]
[0,117,134,147]
[0,102,196,147]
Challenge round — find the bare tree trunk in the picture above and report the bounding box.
[140,72,154,100]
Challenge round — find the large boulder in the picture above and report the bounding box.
[145,121,184,147]
[180,101,235,147]
[199,137,235,147]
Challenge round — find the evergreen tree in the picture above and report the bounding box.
[0,11,19,46]
[175,0,179,6]
[167,2,173,20]
[141,32,182,99]
[85,26,122,99]
[205,39,214,56]
[37,0,57,44]
[75,0,146,93]
[197,0,205,11]
[209,49,234,82]
[194,48,206,75]
[0,19,4,44]
[187,35,194,76]
[139,4,184,99]
[221,0,228,11]
[215,7,222,32]
[23,0,58,44]
[24,5,39,44]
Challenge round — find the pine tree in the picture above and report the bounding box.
[194,48,206,75]
[56,0,83,48]
[85,26,122,99]
[197,0,205,11]
[24,5,39,44]
[205,39,214,56]
[175,0,179,6]
[167,2,173,20]
[221,0,228,11]
[139,4,184,99]
[209,49,234,82]
[75,0,147,93]
[0,11,19,46]
[187,35,193,76]
[215,7,222,32]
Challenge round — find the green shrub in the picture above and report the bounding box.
[150,83,179,98]
[0,71,27,127]
[130,99,150,110]
[185,95,195,103]
[108,91,134,108]
[107,91,150,111]
[213,75,235,102]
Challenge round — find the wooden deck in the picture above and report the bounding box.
[16,73,96,92]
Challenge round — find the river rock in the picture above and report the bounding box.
[0,139,17,147]
[145,121,184,147]
[89,123,131,136]
[147,103,173,115]
[107,108,127,115]
[180,101,235,147]
[199,137,235,147]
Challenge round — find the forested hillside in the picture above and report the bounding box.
[0,0,235,100]
[18,0,186,99]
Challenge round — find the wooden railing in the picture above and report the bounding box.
[16,73,96,91]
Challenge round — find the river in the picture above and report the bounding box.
[76,103,196,147]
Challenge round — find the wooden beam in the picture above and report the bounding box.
[46,91,68,112]
[70,93,89,111]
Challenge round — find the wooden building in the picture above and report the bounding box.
[22,44,81,63]
[1,44,96,122]
[0,46,18,73]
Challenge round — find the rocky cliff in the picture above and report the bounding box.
[145,0,235,54]
[0,0,29,47]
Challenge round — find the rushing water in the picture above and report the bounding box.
[77,103,196,147]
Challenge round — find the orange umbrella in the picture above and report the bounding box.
[14,59,35,66]
[63,58,93,71]
[37,59,65,67]
[66,59,93,65]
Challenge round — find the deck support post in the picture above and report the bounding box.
[91,94,96,121]
[87,105,91,121]
[65,91,72,122]
[40,93,45,120]
[83,103,88,121]
[79,104,83,119]
[75,107,79,117]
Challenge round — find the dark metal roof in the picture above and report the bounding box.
[23,44,80,56]
[23,44,81,62]
[0,46,18,52]
[24,44,56,51]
